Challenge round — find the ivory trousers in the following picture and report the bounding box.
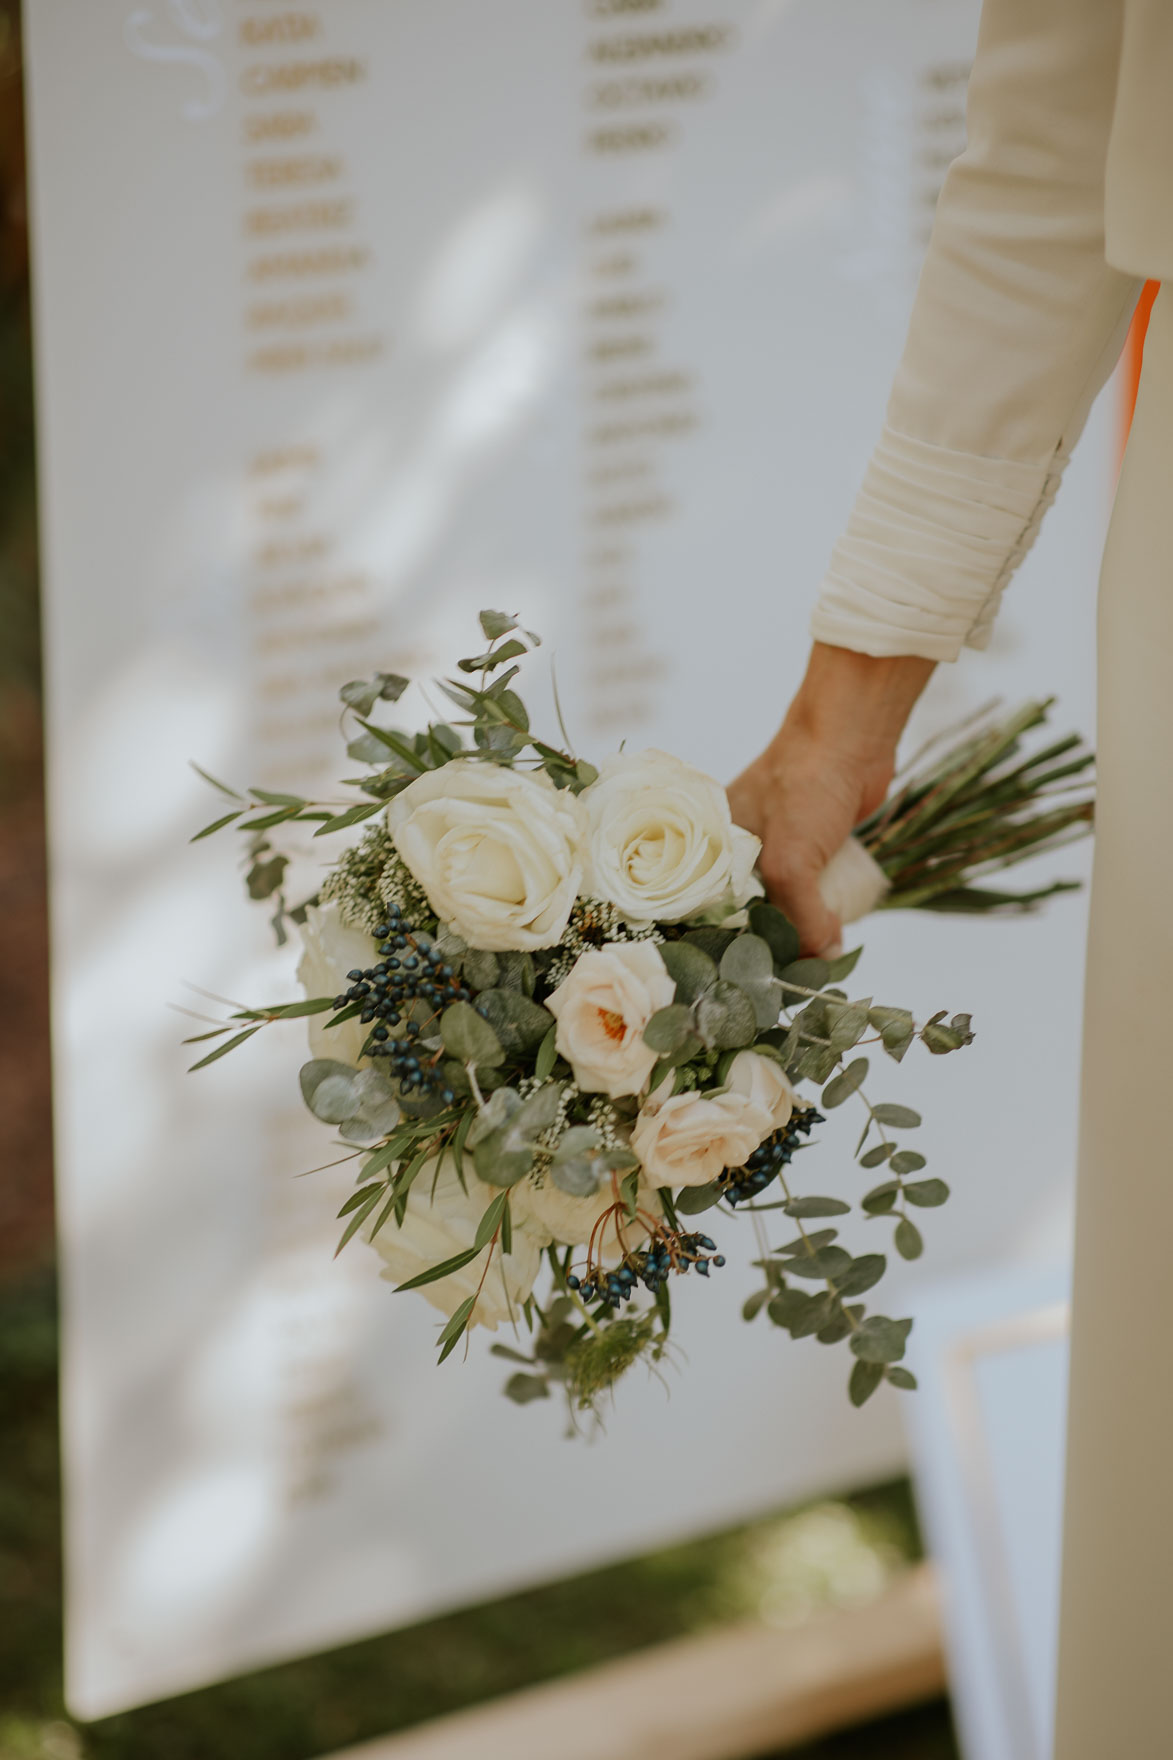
[1054,287,1173,1758]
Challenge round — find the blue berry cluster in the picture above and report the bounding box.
[332,901,472,1101]
[568,1232,726,1309]
[718,1106,825,1206]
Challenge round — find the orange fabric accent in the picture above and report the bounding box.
[1120,279,1160,466]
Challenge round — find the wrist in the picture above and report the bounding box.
[787,642,935,756]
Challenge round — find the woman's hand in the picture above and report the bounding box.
[728,643,936,954]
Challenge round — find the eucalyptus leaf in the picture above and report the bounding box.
[784,1196,851,1219]
[826,945,864,983]
[886,1366,918,1391]
[696,982,757,1050]
[904,1178,950,1208]
[350,1068,401,1134]
[299,1060,361,1125]
[922,1018,974,1054]
[859,1143,894,1170]
[479,608,520,640]
[835,1254,887,1297]
[779,957,831,1001]
[849,1359,884,1407]
[719,934,784,1028]
[861,1183,900,1216]
[516,1081,564,1137]
[473,1131,535,1188]
[476,988,552,1056]
[466,1086,520,1146]
[505,1371,551,1405]
[748,900,801,971]
[825,999,871,1052]
[783,1290,836,1338]
[868,1007,916,1063]
[684,925,739,962]
[643,1004,699,1055]
[785,1245,854,1282]
[441,1001,504,1068]
[821,1057,869,1109]
[462,949,500,991]
[871,1103,922,1129]
[850,1315,912,1365]
[660,940,718,1004]
[894,1217,924,1260]
[550,1156,602,1197]
[890,1149,927,1175]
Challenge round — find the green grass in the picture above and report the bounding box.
[0,1258,957,1760]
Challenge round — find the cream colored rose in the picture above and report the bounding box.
[545,940,675,1097]
[581,750,761,924]
[387,759,584,951]
[726,1050,795,1134]
[631,1080,774,1188]
[368,1159,545,1330]
[296,902,377,1065]
[514,1175,660,1264]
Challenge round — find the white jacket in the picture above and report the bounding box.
[810,0,1168,663]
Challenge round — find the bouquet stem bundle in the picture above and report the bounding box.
[857,698,1095,913]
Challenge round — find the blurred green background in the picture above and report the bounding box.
[0,8,957,1756]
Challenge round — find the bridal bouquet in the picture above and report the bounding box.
[188,613,1092,1419]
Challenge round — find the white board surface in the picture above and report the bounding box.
[23,0,1109,1717]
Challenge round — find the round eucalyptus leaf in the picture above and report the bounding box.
[555,1125,601,1160]
[659,940,718,1004]
[302,1069,362,1125]
[550,1156,602,1198]
[718,933,774,987]
[338,1114,385,1143]
[477,987,552,1055]
[472,1131,535,1188]
[299,1058,359,1113]
[441,1000,504,1067]
[462,948,500,992]
[696,981,757,1050]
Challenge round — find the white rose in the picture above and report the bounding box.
[296,902,377,1065]
[726,1050,795,1134]
[368,1160,545,1331]
[514,1175,660,1264]
[631,1080,774,1188]
[545,941,675,1097]
[581,750,761,924]
[387,759,584,951]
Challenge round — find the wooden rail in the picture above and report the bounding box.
[320,1562,945,1760]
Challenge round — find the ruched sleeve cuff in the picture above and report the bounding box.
[809,426,1067,662]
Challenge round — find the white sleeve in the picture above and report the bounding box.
[810,0,1141,663]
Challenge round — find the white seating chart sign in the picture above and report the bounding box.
[25,0,1110,1718]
